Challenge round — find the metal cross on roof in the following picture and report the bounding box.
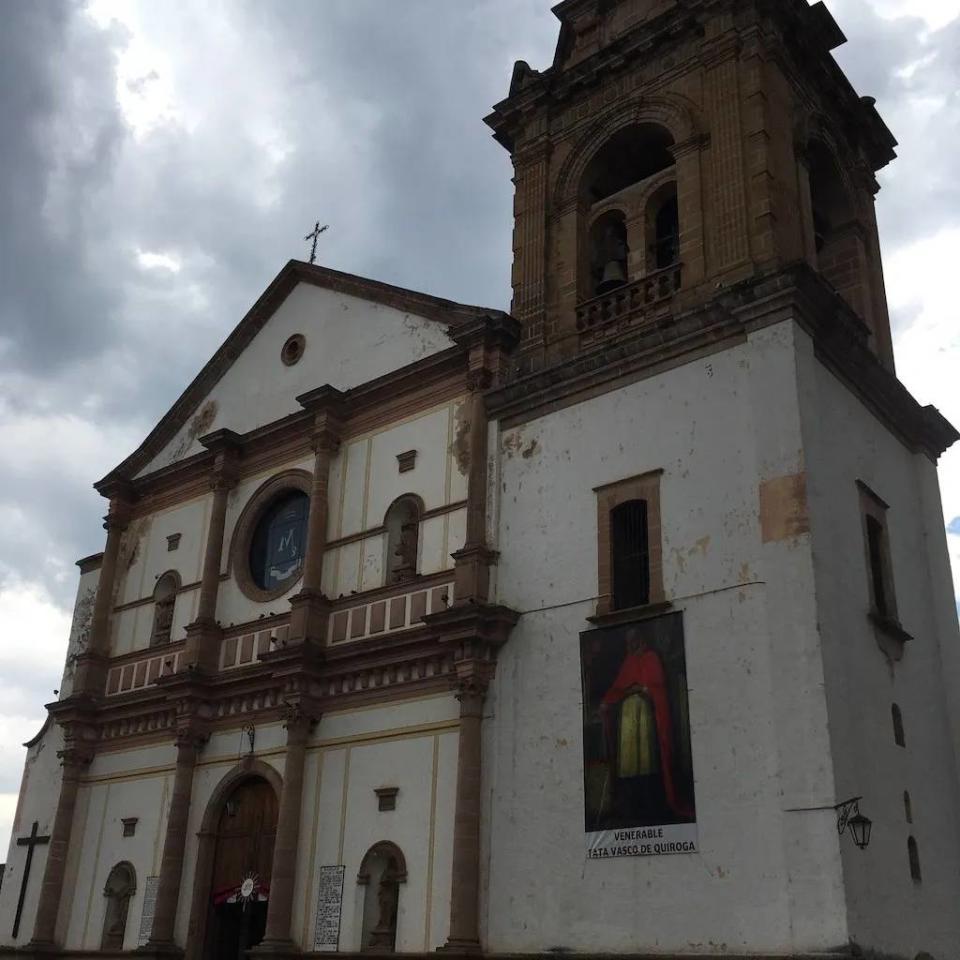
[304,221,329,265]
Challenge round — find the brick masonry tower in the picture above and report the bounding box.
[486,0,898,371]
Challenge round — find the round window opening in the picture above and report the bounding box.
[281,334,306,367]
[249,490,310,591]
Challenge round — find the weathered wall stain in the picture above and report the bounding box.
[759,472,810,543]
[451,400,471,475]
[168,399,219,465]
[501,429,541,461]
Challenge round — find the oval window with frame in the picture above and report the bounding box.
[249,491,309,591]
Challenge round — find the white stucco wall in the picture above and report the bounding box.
[111,398,465,658]
[0,724,64,947]
[484,322,849,954]
[18,695,459,952]
[795,327,960,959]
[138,283,456,477]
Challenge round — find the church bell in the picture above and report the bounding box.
[596,258,628,295]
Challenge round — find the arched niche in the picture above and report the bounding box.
[151,570,181,646]
[183,760,283,960]
[101,861,137,950]
[553,94,703,210]
[357,841,408,953]
[384,495,424,586]
[558,98,706,312]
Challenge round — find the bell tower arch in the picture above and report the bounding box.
[485,0,897,370]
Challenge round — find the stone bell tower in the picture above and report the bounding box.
[485,0,898,371]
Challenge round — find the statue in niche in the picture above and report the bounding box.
[391,520,418,582]
[368,860,400,951]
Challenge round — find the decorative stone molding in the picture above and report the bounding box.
[227,469,313,603]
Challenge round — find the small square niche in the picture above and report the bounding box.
[375,787,399,812]
[121,817,138,838]
[166,533,182,552]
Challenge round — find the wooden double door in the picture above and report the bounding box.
[205,777,278,960]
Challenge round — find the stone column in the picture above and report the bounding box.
[443,666,492,953]
[185,438,239,673]
[289,408,342,646]
[258,704,317,950]
[74,497,131,695]
[29,741,93,947]
[147,727,207,949]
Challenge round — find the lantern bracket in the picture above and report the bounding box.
[784,795,872,850]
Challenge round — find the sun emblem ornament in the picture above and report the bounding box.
[238,873,260,906]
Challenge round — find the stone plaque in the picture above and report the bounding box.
[312,864,346,951]
[137,876,160,946]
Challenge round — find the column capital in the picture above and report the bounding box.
[311,410,344,455]
[279,696,320,734]
[451,659,497,711]
[56,742,95,772]
[297,383,347,414]
[173,724,210,754]
[200,429,242,489]
[102,497,134,533]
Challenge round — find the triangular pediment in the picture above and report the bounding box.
[101,261,504,484]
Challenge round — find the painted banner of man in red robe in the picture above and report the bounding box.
[581,613,695,833]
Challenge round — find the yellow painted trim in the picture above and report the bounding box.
[321,689,450,718]
[136,524,150,608]
[358,438,373,587]
[336,444,349,541]
[444,403,455,506]
[196,494,211,583]
[300,751,325,947]
[83,716,459,785]
[80,782,111,948]
[337,746,352,865]
[422,734,440,950]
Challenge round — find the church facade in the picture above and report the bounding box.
[3,2,960,959]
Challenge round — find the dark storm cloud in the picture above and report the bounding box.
[0,1,125,373]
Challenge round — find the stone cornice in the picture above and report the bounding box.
[59,615,485,751]
[486,0,895,174]
[486,264,958,462]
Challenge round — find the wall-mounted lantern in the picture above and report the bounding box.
[836,796,873,850]
[786,795,873,851]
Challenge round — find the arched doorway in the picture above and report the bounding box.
[204,776,278,960]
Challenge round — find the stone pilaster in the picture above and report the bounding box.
[290,389,344,647]
[146,719,209,952]
[448,317,520,607]
[184,433,240,673]
[510,138,552,346]
[29,730,94,948]
[424,605,518,954]
[257,700,319,952]
[444,664,492,953]
[73,494,133,696]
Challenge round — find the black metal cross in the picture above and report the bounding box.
[303,221,329,265]
[13,821,50,938]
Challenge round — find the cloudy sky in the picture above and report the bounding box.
[1,0,959,854]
